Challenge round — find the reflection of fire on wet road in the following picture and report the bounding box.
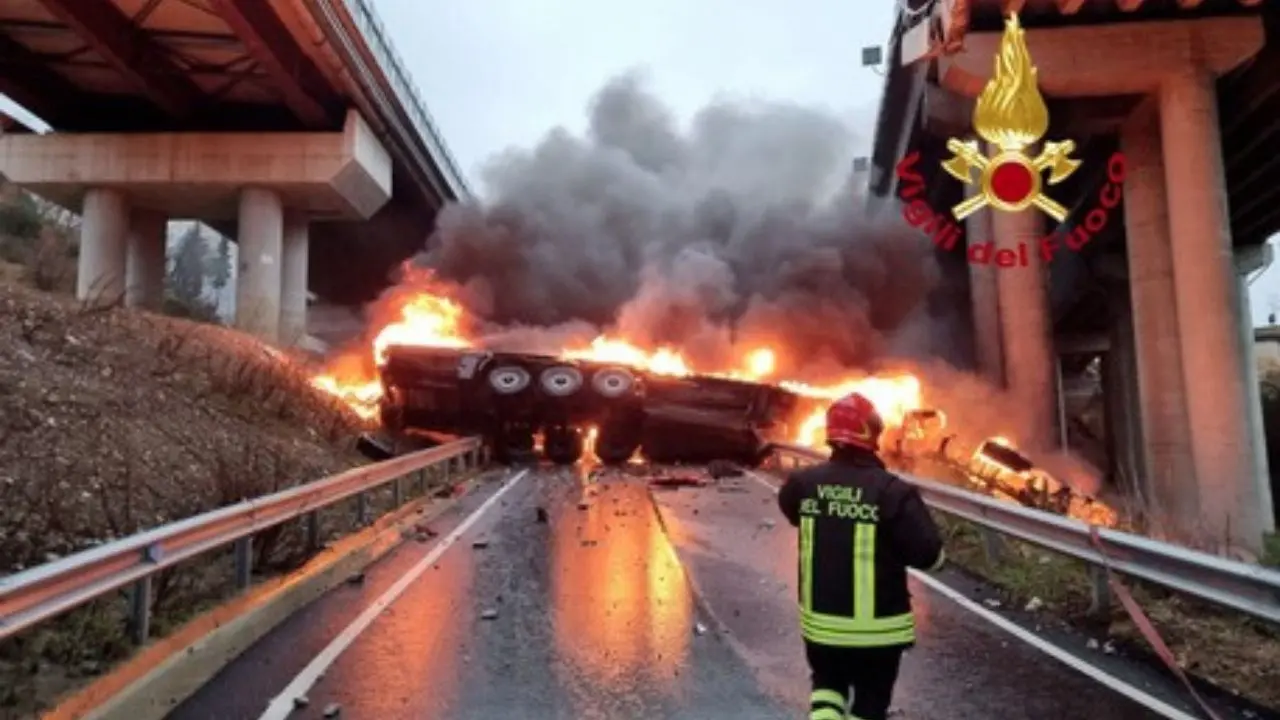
[549,474,692,698]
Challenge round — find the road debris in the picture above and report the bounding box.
[1024,596,1044,612]
[323,702,341,717]
[345,573,365,586]
[293,696,310,709]
[649,472,706,489]
[480,608,499,620]
[472,539,490,549]
[536,506,549,523]
[707,459,743,478]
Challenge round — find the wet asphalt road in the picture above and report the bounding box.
[174,464,1249,719]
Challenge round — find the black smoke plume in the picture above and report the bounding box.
[403,72,941,379]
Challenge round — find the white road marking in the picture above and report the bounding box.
[258,469,529,720]
[744,471,1201,720]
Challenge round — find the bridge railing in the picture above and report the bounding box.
[309,0,471,200]
[0,437,485,644]
[766,443,1280,625]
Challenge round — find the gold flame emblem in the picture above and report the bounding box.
[942,14,1079,222]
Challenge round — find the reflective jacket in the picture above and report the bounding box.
[777,446,945,648]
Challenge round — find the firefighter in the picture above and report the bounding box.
[777,392,946,720]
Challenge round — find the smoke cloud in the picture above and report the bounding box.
[404,72,941,378]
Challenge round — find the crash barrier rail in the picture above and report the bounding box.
[766,443,1280,626]
[0,437,487,644]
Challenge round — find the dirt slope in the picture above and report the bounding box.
[0,280,367,572]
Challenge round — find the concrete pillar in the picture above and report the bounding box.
[280,213,309,346]
[1104,289,1147,501]
[1121,105,1197,530]
[124,208,167,310]
[76,188,128,306]
[968,187,1004,386]
[1236,249,1276,536]
[1160,67,1268,550]
[992,208,1056,451]
[235,187,283,342]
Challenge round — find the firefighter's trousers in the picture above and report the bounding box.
[804,641,904,720]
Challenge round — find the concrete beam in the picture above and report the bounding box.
[0,110,392,220]
[0,32,78,128]
[923,86,1143,136]
[208,0,337,128]
[33,0,204,118]
[938,16,1263,98]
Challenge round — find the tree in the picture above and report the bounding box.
[208,235,231,291]
[169,224,208,306]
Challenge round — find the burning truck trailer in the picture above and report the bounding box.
[373,344,804,466]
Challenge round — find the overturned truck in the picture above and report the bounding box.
[376,345,807,465]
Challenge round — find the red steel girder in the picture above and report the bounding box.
[208,0,338,127]
[0,31,80,128]
[32,0,204,119]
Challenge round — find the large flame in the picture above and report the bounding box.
[973,13,1048,152]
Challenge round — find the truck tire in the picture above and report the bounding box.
[495,423,536,465]
[596,424,640,465]
[544,427,584,465]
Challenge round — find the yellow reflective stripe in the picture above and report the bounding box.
[800,517,812,610]
[853,522,875,620]
[801,623,916,647]
[809,708,844,720]
[801,609,914,632]
[810,689,845,708]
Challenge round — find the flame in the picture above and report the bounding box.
[562,337,693,377]
[783,374,924,447]
[973,13,1048,152]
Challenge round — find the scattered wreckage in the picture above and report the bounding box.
[373,345,806,466]
[365,346,1113,523]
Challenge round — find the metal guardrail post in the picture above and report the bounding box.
[981,529,1006,563]
[305,511,320,552]
[129,577,151,645]
[357,492,369,525]
[233,538,252,590]
[443,457,451,485]
[393,475,404,507]
[1088,565,1112,617]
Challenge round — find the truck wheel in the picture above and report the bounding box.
[596,425,640,465]
[544,427,584,465]
[496,423,536,465]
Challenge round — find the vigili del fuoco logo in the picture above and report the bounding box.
[893,13,1126,268]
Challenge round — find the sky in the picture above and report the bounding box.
[1,0,1277,325]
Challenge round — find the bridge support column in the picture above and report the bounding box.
[125,208,167,310]
[1103,288,1146,501]
[280,214,309,347]
[1121,105,1197,532]
[967,181,1004,386]
[77,188,128,307]
[235,188,283,342]
[1160,66,1269,550]
[993,209,1055,451]
[1235,248,1276,536]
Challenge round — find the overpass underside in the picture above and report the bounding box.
[0,0,461,343]
[871,0,1279,551]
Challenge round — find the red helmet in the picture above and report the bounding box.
[825,393,884,451]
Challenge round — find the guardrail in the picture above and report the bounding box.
[767,443,1280,625]
[0,437,486,644]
